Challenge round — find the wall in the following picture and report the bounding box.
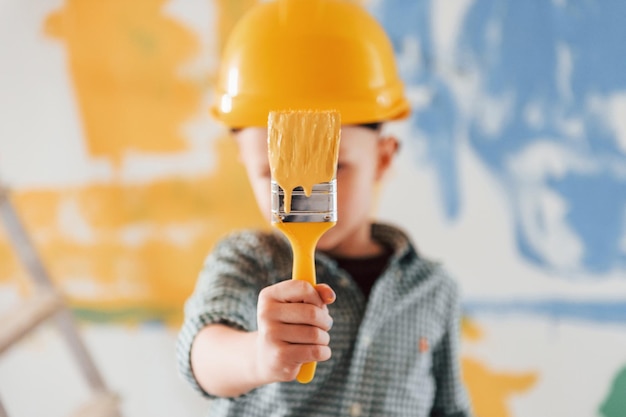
[0,0,625,416]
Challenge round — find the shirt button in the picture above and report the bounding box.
[349,402,362,417]
[361,335,372,348]
[338,276,351,288]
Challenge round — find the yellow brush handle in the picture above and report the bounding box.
[274,221,335,384]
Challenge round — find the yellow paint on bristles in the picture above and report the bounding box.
[268,110,341,213]
[267,109,341,384]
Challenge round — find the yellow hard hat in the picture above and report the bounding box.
[211,0,410,128]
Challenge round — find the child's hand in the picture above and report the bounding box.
[255,280,336,383]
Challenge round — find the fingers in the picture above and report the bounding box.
[264,343,332,382]
[258,325,331,365]
[261,280,326,307]
[281,343,332,365]
[263,302,333,331]
[260,280,336,307]
[259,281,334,330]
[279,323,331,345]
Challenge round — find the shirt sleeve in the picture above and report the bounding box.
[175,232,269,398]
[429,279,472,417]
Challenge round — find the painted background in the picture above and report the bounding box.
[0,0,625,416]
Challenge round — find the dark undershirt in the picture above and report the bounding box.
[330,246,393,299]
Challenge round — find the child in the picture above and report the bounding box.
[177,1,471,416]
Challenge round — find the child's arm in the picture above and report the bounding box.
[190,281,335,397]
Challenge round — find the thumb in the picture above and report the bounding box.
[315,284,336,305]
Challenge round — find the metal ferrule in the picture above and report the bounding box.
[271,180,337,223]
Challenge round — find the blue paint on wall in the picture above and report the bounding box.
[372,0,462,219]
[370,0,626,275]
[548,172,626,272]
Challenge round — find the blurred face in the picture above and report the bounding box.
[235,125,397,258]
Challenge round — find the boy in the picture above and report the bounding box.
[177,0,471,416]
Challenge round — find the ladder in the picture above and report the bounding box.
[0,185,121,417]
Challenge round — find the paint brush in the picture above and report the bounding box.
[268,109,341,384]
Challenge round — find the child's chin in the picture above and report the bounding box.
[316,234,336,252]
[317,228,345,253]
[316,240,330,251]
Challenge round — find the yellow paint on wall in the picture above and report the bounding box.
[0,0,270,323]
[462,358,537,417]
[462,316,484,341]
[0,133,266,325]
[462,318,538,417]
[44,0,200,164]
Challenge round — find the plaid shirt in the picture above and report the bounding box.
[177,223,471,417]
